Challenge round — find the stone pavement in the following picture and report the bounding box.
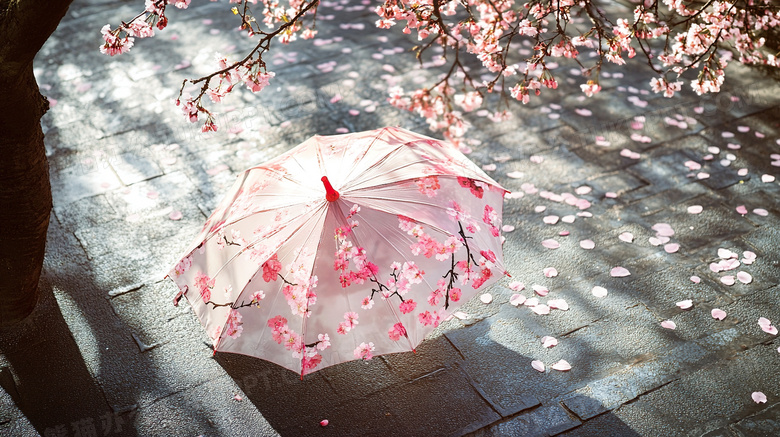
[1,0,779,435]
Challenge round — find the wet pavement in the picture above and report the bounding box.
[1,0,779,436]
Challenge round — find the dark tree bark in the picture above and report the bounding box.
[0,0,73,325]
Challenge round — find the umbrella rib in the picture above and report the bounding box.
[343,194,456,237]
[337,128,395,187]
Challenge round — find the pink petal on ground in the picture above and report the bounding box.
[206,164,229,176]
[691,276,701,283]
[502,225,516,232]
[664,243,680,253]
[736,205,748,215]
[758,317,772,328]
[575,108,592,116]
[531,360,546,372]
[687,205,703,214]
[561,215,576,224]
[661,320,677,330]
[652,223,675,237]
[542,239,560,249]
[233,394,242,401]
[753,208,769,217]
[168,210,183,221]
[320,419,329,427]
[676,300,693,310]
[480,293,493,304]
[575,186,592,195]
[505,192,524,199]
[737,168,748,176]
[592,286,608,298]
[548,299,569,311]
[559,231,570,236]
[718,248,737,259]
[619,232,634,243]
[605,192,618,198]
[544,267,559,278]
[451,311,470,320]
[752,392,767,404]
[721,276,735,285]
[509,294,526,306]
[534,206,547,213]
[531,304,551,315]
[524,297,539,307]
[742,251,757,264]
[610,267,631,277]
[146,191,159,199]
[684,161,702,170]
[580,239,596,249]
[737,271,753,284]
[697,172,710,179]
[576,198,592,210]
[506,171,524,179]
[761,174,776,183]
[541,336,558,348]
[509,281,525,291]
[551,360,572,371]
[482,163,497,171]
[543,215,560,225]
[532,285,549,296]
[711,309,727,320]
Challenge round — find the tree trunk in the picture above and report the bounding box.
[0,0,73,325]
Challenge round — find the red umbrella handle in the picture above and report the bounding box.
[321,176,340,202]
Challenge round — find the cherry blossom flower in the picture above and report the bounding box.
[354,342,375,360]
[388,323,407,341]
[399,299,417,314]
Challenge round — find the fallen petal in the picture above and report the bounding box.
[753,208,769,217]
[661,320,677,330]
[532,285,549,296]
[610,266,631,277]
[509,294,526,306]
[687,205,703,214]
[548,299,569,311]
[711,309,727,320]
[721,275,735,285]
[506,171,524,179]
[718,248,737,259]
[543,215,560,225]
[541,336,558,348]
[619,232,634,243]
[580,239,595,250]
[531,304,551,315]
[542,239,560,249]
[169,210,183,221]
[761,174,776,183]
[531,360,546,372]
[690,276,701,284]
[676,300,693,310]
[664,243,680,253]
[524,297,539,307]
[320,419,329,427]
[551,360,572,371]
[502,225,516,232]
[509,281,525,291]
[737,271,752,284]
[543,267,559,278]
[452,311,469,320]
[758,317,772,328]
[233,394,243,401]
[591,286,608,298]
[752,392,767,404]
[480,293,493,304]
[736,205,748,215]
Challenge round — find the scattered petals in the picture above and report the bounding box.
[541,336,558,348]
[591,286,608,298]
[759,318,778,335]
[532,284,549,296]
[753,208,769,217]
[480,293,493,304]
[619,232,634,243]
[721,275,735,285]
[233,394,243,401]
[752,392,767,404]
[506,171,524,179]
[509,281,525,292]
[531,304,551,315]
[736,205,748,215]
[737,271,752,284]
[543,267,558,278]
[548,299,569,311]
[524,297,539,307]
[580,239,595,249]
[676,300,693,310]
[551,360,572,371]
[761,174,776,183]
[543,215,560,225]
[531,360,546,372]
[452,311,469,320]
[610,266,631,277]
[502,225,516,232]
[664,243,680,253]
[320,419,329,427]
[711,308,727,320]
[509,294,526,306]
[661,320,677,330]
[687,205,703,214]
[169,210,183,221]
[542,239,560,249]
[690,276,701,284]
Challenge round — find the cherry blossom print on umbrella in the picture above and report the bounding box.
[166,127,509,378]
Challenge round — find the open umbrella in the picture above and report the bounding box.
[168,126,507,377]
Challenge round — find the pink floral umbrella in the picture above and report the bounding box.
[168,126,508,377]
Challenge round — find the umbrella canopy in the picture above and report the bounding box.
[168,126,508,376]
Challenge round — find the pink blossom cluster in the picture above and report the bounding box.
[225,309,244,339]
[282,274,318,317]
[403,219,460,261]
[353,342,375,360]
[337,311,359,335]
[415,176,441,197]
[261,253,283,282]
[194,271,215,302]
[267,315,330,373]
[333,206,380,288]
[418,308,444,327]
[388,322,407,341]
[171,254,192,277]
[482,205,501,237]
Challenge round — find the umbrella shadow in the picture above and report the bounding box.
[215,327,642,437]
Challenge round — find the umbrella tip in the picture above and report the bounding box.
[321,176,340,202]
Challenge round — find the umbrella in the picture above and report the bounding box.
[168,126,508,377]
